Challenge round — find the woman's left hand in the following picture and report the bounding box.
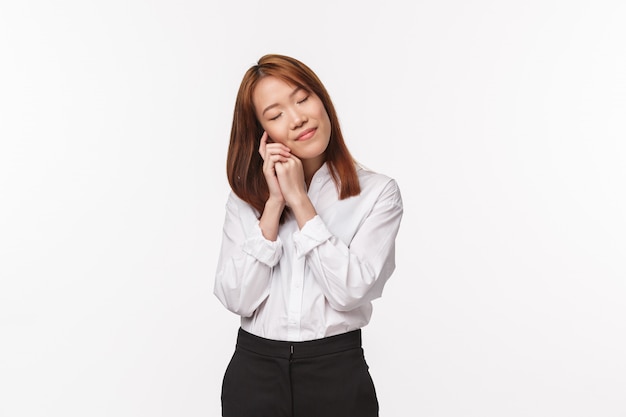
[274,154,308,207]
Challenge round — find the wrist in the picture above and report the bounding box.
[265,196,286,212]
[288,198,316,228]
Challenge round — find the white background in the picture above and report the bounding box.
[1,1,625,416]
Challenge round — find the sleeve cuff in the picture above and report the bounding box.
[241,221,283,266]
[293,215,333,258]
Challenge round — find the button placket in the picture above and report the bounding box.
[286,255,305,340]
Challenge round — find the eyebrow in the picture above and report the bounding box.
[262,86,304,116]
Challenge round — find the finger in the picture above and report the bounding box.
[266,154,291,166]
[258,131,269,159]
[265,143,292,158]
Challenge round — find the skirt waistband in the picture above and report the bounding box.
[236,328,362,359]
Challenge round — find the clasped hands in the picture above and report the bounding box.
[258,131,307,208]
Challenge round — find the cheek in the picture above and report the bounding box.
[264,128,286,144]
[317,106,331,127]
[320,112,332,136]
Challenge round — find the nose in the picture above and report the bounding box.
[289,108,307,129]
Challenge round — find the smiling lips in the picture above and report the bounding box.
[296,128,317,141]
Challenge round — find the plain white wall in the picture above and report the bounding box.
[1,1,625,416]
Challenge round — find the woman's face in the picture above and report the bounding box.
[253,76,331,162]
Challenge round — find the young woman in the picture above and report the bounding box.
[214,54,403,417]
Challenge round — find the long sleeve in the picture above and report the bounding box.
[214,192,283,317]
[293,178,403,311]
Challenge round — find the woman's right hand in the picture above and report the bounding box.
[259,131,291,205]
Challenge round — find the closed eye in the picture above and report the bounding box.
[297,96,309,104]
[269,113,282,121]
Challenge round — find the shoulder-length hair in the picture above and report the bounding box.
[226,54,360,218]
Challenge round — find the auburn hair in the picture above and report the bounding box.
[226,54,361,218]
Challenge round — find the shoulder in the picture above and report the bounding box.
[225,190,261,218]
[356,164,403,207]
[356,164,394,184]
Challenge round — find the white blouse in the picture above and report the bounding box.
[214,163,403,341]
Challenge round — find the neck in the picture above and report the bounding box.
[302,156,326,187]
